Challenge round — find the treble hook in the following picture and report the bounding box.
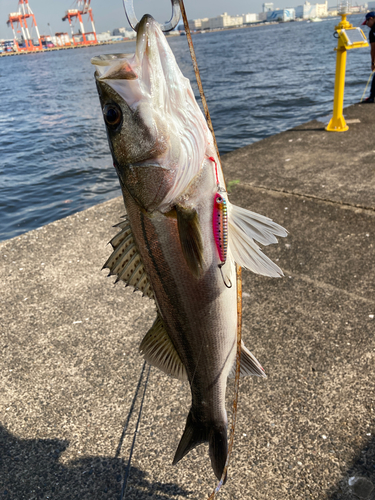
[219,264,232,289]
[123,0,181,32]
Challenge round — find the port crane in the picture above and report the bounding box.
[7,0,42,52]
[62,0,98,45]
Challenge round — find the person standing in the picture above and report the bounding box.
[362,12,375,102]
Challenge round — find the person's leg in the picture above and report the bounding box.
[370,72,375,98]
[364,73,375,102]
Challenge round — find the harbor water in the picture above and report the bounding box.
[0,15,370,241]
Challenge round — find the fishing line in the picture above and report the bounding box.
[115,360,147,458]
[360,71,374,102]
[178,0,224,186]
[179,2,243,497]
[118,361,151,500]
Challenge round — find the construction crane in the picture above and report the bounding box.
[7,0,42,52]
[62,1,98,46]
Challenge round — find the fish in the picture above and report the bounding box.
[91,15,287,482]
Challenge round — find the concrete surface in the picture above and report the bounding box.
[1,103,374,500]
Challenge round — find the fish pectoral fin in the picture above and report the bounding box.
[103,216,154,299]
[228,341,267,378]
[173,410,228,483]
[228,202,287,278]
[176,205,204,278]
[139,314,188,381]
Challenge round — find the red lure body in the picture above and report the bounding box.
[213,193,228,264]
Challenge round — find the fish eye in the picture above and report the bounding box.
[216,196,223,204]
[103,103,122,127]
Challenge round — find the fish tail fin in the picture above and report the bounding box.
[172,409,228,482]
[208,424,228,483]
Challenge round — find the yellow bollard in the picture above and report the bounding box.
[327,45,349,131]
[326,13,368,132]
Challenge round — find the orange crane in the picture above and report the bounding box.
[62,1,98,45]
[7,0,43,52]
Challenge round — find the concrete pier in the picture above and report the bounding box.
[1,103,374,499]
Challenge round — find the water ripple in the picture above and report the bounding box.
[0,15,369,240]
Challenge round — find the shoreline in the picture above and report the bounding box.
[0,15,343,58]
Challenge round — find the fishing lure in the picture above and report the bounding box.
[209,156,232,288]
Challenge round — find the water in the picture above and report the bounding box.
[0,15,370,241]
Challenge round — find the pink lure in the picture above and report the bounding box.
[213,193,228,265]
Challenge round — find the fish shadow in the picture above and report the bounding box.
[0,424,191,500]
[328,435,375,500]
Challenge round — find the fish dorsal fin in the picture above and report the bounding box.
[228,341,267,378]
[228,202,287,278]
[103,216,154,299]
[175,205,204,278]
[139,314,188,381]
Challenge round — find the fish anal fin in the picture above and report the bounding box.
[228,341,267,379]
[176,205,204,278]
[173,410,228,482]
[139,314,187,381]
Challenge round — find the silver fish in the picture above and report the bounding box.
[92,15,287,481]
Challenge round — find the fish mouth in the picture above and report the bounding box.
[91,54,138,81]
[90,15,158,82]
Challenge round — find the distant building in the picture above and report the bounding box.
[112,27,126,36]
[315,1,328,17]
[112,27,136,39]
[190,18,209,30]
[296,2,315,18]
[231,15,244,26]
[263,2,274,12]
[267,8,296,21]
[296,1,328,18]
[54,32,70,46]
[243,13,258,23]
[201,12,243,29]
[258,12,268,21]
[328,6,338,15]
[97,31,111,42]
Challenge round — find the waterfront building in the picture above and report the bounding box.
[267,8,296,21]
[243,13,258,23]
[315,1,328,17]
[112,27,136,39]
[189,18,208,30]
[112,27,126,36]
[54,32,70,46]
[96,31,111,42]
[328,6,338,15]
[263,2,274,12]
[295,1,328,18]
[201,12,243,29]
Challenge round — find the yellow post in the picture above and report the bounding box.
[326,13,352,132]
[326,45,349,131]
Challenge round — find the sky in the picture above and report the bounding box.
[1,0,338,40]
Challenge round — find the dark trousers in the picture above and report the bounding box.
[371,72,375,98]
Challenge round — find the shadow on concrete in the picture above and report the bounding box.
[328,436,375,500]
[0,425,191,499]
